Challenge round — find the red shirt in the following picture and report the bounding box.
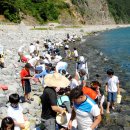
[82,86,98,100]
[20,68,30,87]
[21,56,28,63]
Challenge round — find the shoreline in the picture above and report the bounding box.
[0,24,130,49]
[0,24,130,129]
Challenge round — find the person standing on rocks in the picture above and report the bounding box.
[76,56,89,79]
[40,72,70,130]
[73,47,79,61]
[20,63,33,103]
[105,69,120,113]
[64,45,71,59]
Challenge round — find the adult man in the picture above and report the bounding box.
[105,69,120,113]
[68,87,101,130]
[40,72,70,130]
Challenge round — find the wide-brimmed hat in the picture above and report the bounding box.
[44,72,70,88]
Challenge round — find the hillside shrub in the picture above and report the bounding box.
[0,1,20,23]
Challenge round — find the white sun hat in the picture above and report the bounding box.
[44,72,70,88]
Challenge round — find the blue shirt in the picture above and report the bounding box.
[35,69,53,78]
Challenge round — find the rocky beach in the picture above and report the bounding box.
[0,24,130,130]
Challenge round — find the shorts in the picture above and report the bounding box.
[40,118,56,130]
[23,80,31,94]
[107,92,117,102]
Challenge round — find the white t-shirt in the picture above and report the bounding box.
[29,45,35,53]
[70,79,79,90]
[56,61,68,72]
[28,57,39,67]
[65,45,69,48]
[25,55,32,60]
[55,55,62,61]
[18,46,24,53]
[74,50,78,57]
[35,43,40,51]
[43,58,49,64]
[7,104,24,130]
[77,62,88,75]
[106,75,119,92]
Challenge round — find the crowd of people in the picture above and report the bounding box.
[0,34,120,130]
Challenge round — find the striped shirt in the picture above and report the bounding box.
[74,96,100,130]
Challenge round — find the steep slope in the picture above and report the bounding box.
[0,0,130,24]
[63,0,115,24]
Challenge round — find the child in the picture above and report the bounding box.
[64,45,71,59]
[7,93,29,130]
[20,63,32,103]
[91,81,105,115]
[73,47,78,61]
[0,117,14,130]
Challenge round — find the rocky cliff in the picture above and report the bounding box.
[60,0,115,25]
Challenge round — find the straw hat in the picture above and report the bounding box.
[44,72,70,88]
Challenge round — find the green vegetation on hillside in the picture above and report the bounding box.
[106,0,130,23]
[0,0,69,23]
[0,0,130,24]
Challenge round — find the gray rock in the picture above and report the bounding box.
[0,94,8,107]
[124,127,130,130]
[0,107,7,118]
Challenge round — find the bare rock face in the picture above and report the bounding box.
[60,0,115,25]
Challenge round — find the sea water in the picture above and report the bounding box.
[85,27,130,82]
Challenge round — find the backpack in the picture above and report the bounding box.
[57,95,71,113]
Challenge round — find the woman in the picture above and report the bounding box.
[0,117,14,130]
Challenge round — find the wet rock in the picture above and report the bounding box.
[124,127,130,130]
